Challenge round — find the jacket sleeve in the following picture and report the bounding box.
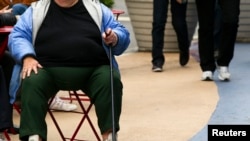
[101,4,130,56]
[8,7,35,65]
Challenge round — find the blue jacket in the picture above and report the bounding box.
[8,0,130,104]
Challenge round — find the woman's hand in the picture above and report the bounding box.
[102,28,118,47]
[22,57,43,79]
[0,6,12,14]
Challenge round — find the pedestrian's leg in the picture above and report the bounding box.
[151,0,168,67]
[195,0,216,72]
[216,0,240,66]
[213,0,222,52]
[0,67,13,130]
[171,0,190,66]
[0,52,15,131]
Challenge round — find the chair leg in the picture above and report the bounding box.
[72,91,101,141]
[13,103,21,114]
[48,91,101,141]
[48,95,66,141]
[3,130,11,141]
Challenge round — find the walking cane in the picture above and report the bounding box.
[106,30,117,141]
[109,46,116,141]
[108,9,124,141]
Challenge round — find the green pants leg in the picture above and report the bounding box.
[84,65,122,134]
[19,68,58,141]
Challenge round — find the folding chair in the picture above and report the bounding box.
[2,130,11,141]
[111,9,125,20]
[48,91,101,141]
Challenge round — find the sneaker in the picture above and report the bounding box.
[0,134,5,141]
[104,132,117,141]
[152,65,163,72]
[28,134,41,141]
[49,96,77,111]
[201,71,213,81]
[217,66,230,81]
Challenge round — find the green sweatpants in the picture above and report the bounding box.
[19,65,122,141]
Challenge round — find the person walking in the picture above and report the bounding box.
[195,0,240,81]
[151,0,190,72]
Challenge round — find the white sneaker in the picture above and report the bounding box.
[49,96,77,111]
[28,134,41,141]
[104,132,117,141]
[0,134,5,141]
[201,71,213,81]
[217,66,230,81]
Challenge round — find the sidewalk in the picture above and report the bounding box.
[114,52,218,141]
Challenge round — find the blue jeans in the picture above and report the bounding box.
[152,0,189,66]
[11,3,28,15]
[195,0,240,71]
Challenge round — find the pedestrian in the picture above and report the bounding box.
[152,0,190,72]
[195,0,240,81]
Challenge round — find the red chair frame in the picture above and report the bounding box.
[48,91,101,141]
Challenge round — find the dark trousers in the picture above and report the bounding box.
[0,51,15,130]
[195,0,240,71]
[214,0,222,50]
[152,0,189,66]
[19,66,122,141]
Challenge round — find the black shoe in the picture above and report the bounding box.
[152,65,163,72]
[0,13,17,27]
[179,51,189,66]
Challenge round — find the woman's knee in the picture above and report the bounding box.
[21,69,56,99]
